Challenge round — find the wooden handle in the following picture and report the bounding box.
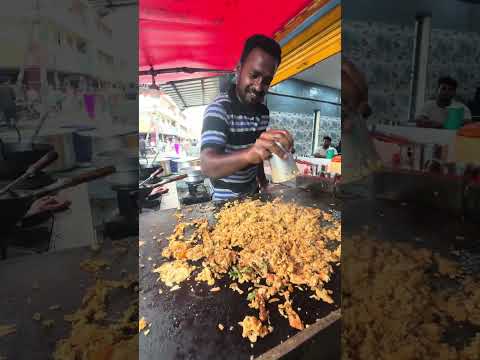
[68,166,116,187]
[33,166,116,198]
[152,167,163,177]
[27,151,58,173]
[147,174,187,188]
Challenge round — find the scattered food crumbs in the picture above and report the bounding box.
[218,324,224,331]
[79,259,110,273]
[229,283,244,294]
[229,326,234,331]
[159,233,164,235]
[210,287,221,292]
[148,257,152,261]
[139,317,148,332]
[158,289,163,294]
[170,285,181,291]
[49,305,61,311]
[143,329,150,336]
[0,325,16,337]
[153,236,157,240]
[42,320,54,328]
[297,307,301,311]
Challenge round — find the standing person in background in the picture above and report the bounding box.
[416,76,472,128]
[314,136,338,158]
[174,137,181,156]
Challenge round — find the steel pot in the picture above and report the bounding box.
[172,157,200,173]
[180,166,205,183]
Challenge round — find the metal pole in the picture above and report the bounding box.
[408,14,431,122]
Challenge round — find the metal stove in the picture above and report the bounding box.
[180,180,211,205]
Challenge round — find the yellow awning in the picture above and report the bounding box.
[271,4,341,86]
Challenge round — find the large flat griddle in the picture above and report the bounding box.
[139,187,342,360]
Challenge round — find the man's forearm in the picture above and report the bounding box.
[200,148,252,179]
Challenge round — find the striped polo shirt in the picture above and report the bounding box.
[201,85,269,201]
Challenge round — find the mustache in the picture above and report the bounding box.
[247,87,265,97]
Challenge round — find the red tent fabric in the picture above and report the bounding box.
[139,0,312,84]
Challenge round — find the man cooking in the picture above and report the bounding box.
[200,34,293,201]
[314,136,338,158]
[416,76,472,128]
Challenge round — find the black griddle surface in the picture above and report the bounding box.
[140,188,341,360]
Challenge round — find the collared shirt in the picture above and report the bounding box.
[201,85,269,201]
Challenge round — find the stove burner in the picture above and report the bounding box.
[187,181,208,196]
[182,181,211,205]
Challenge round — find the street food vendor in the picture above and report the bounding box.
[200,34,293,201]
[313,136,338,158]
[416,76,472,128]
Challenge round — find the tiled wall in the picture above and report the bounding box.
[427,28,480,103]
[343,20,415,124]
[267,78,341,156]
[269,112,315,156]
[343,20,480,123]
[317,115,341,148]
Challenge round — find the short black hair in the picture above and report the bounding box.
[240,34,282,66]
[323,136,332,142]
[438,76,457,89]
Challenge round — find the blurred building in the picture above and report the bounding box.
[0,0,130,86]
[139,88,195,145]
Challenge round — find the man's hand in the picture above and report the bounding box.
[244,129,294,165]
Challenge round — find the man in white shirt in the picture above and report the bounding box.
[416,76,472,128]
[314,136,338,158]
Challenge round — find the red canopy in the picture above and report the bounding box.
[139,0,313,84]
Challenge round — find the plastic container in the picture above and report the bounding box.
[269,142,299,183]
[444,107,464,129]
[326,149,336,159]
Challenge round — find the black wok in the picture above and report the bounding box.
[0,139,53,179]
[0,166,116,259]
